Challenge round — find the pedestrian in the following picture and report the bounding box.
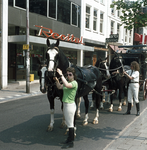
[123,61,140,116]
[54,67,78,149]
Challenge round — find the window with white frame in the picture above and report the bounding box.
[125,29,128,43]
[100,11,104,33]
[129,30,132,43]
[111,21,114,34]
[117,23,120,40]
[117,10,120,17]
[100,0,104,4]
[93,9,98,31]
[86,6,90,29]
[111,0,115,16]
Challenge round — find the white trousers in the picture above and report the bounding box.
[128,83,139,103]
[63,102,76,128]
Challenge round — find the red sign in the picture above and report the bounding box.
[134,33,147,44]
[35,25,84,44]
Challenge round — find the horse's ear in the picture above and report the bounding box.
[47,38,50,47]
[55,39,59,47]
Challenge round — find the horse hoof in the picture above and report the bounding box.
[76,114,81,119]
[123,101,126,105]
[102,99,105,103]
[118,108,122,111]
[60,123,66,129]
[47,126,53,132]
[93,120,98,124]
[109,108,113,112]
[83,121,88,126]
[100,107,104,110]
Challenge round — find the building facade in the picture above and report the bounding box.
[0,0,135,89]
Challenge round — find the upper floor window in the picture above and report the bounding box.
[57,0,70,24]
[93,9,98,31]
[100,0,104,4]
[71,3,79,27]
[125,29,128,42]
[100,11,104,33]
[48,0,57,19]
[117,23,120,40]
[117,10,120,17]
[111,0,115,16]
[111,21,114,34]
[15,0,26,9]
[129,30,132,43]
[86,6,91,29]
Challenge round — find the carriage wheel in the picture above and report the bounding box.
[143,79,147,100]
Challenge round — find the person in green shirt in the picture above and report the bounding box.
[54,67,78,149]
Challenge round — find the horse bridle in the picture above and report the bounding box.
[47,46,60,77]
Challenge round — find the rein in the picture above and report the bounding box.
[97,64,124,71]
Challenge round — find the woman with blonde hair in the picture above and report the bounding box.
[123,61,140,116]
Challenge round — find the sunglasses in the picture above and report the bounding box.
[67,73,73,76]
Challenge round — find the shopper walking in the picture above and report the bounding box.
[54,67,78,149]
[123,61,140,116]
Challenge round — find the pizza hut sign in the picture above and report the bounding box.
[35,25,84,44]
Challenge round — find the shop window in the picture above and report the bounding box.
[84,52,93,65]
[57,0,70,24]
[63,50,77,65]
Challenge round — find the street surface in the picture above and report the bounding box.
[0,92,146,150]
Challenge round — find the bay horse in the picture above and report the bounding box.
[108,52,129,112]
[45,38,102,128]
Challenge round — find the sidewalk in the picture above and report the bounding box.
[0,82,147,150]
[104,107,147,150]
[0,80,42,103]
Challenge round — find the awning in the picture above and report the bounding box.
[94,46,108,51]
[8,35,94,52]
[109,45,126,53]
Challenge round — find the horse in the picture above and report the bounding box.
[45,38,102,128]
[37,59,66,131]
[90,57,111,109]
[108,52,129,112]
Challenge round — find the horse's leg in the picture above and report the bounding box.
[118,88,123,111]
[47,95,55,131]
[76,97,81,118]
[90,92,95,109]
[102,86,105,103]
[93,90,101,124]
[109,93,113,112]
[83,95,89,126]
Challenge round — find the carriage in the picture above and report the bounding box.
[118,45,147,100]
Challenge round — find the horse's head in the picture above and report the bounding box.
[46,39,60,77]
[95,57,110,79]
[110,53,124,76]
[37,59,47,93]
